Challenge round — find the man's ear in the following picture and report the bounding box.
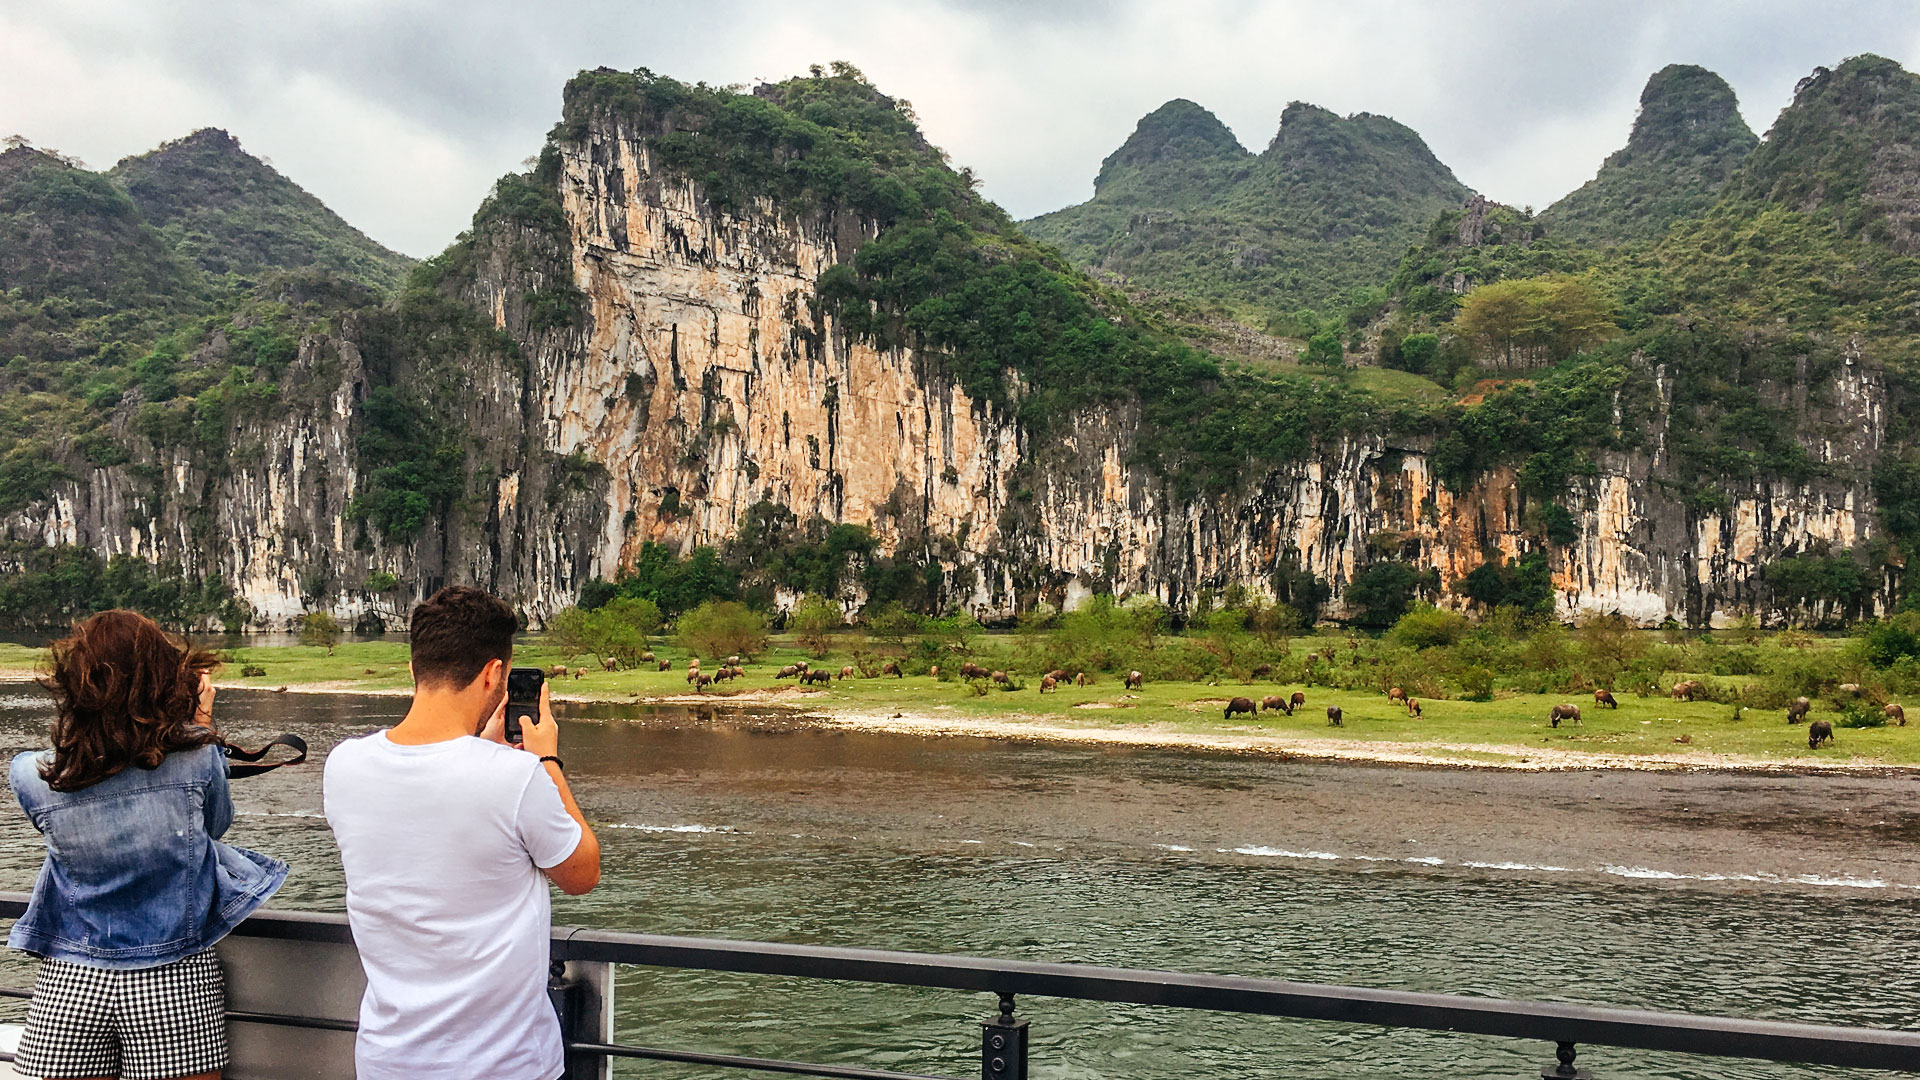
[479,657,507,692]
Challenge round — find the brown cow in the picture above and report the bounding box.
[882,661,903,678]
[693,673,713,692]
[1040,675,1058,693]
[1387,686,1406,704]
[658,659,671,671]
[573,667,586,680]
[776,665,799,679]
[1225,697,1257,719]
[1261,695,1289,714]
[641,651,656,663]
[1326,706,1343,727]
[1887,703,1907,726]
[685,669,703,685]
[1549,703,1582,728]
[1786,697,1811,724]
[1839,682,1862,695]
[992,671,1015,689]
[961,662,988,680]
[840,666,855,679]
[728,655,741,665]
[1809,719,1835,749]
[929,665,941,679]
[801,670,832,686]
[548,664,568,679]
[1046,668,1068,682]
[1290,691,1307,709]
[1407,697,1422,718]
[1075,672,1091,687]
[795,661,809,672]
[1671,680,1700,702]
[603,656,620,672]
[688,657,700,669]
[1594,689,1618,709]
[1125,670,1144,690]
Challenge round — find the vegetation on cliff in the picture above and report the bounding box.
[109,129,414,291]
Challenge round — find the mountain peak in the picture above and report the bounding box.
[109,129,413,290]
[1734,54,1920,251]
[1093,99,1247,192]
[1540,63,1756,243]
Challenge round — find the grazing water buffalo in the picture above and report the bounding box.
[882,661,903,678]
[573,668,587,680]
[692,673,713,691]
[801,669,832,686]
[1250,663,1273,678]
[1549,703,1582,728]
[1787,697,1811,724]
[1125,670,1144,690]
[1326,706,1343,727]
[1290,691,1307,710]
[1075,672,1091,687]
[1809,719,1835,749]
[1671,680,1700,702]
[1838,682,1861,695]
[685,669,703,685]
[1225,697,1257,719]
[1407,698,1422,718]
[795,661,809,672]
[960,662,989,681]
[1261,695,1289,714]
[993,670,1015,689]
[548,665,568,679]
[929,665,940,679]
[1040,675,1058,693]
[1387,686,1407,704]
[658,659,671,671]
[1594,689,1618,709]
[1046,668,1068,683]
[840,666,854,679]
[1887,703,1907,726]
[641,652,656,663]
[775,665,798,679]
[728,655,741,666]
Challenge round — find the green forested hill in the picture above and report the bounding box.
[1539,64,1758,244]
[109,129,413,291]
[1021,99,1472,318]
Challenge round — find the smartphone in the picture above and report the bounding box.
[504,667,544,745]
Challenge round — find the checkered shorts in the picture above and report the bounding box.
[13,949,228,1080]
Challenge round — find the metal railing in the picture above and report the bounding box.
[2,893,1918,1079]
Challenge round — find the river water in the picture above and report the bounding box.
[0,683,1915,1079]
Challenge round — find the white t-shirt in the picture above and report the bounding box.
[323,732,583,1080]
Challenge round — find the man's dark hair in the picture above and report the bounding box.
[409,586,518,689]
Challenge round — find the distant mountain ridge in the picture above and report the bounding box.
[109,128,413,291]
[1022,99,1471,316]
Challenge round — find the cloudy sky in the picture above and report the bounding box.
[5,0,1918,258]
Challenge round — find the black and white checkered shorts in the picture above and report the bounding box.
[13,949,228,1080]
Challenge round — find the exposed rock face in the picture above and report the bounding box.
[0,110,1891,629]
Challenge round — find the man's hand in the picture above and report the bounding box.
[519,683,560,758]
[195,671,216,727]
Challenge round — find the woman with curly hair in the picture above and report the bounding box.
[8,609,288,1080]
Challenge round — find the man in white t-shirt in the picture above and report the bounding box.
[324,586,602,1080]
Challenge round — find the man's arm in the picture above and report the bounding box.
[517,684,600,895]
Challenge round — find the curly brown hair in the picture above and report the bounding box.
[39,610,221,792]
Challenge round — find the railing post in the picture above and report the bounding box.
[549,949,614,1080]
[981,992,1029,1080]
[1541,1041,1591,1079]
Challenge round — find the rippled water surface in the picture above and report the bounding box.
[0,683,1916,1079]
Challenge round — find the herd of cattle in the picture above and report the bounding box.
[549,655,1898,750]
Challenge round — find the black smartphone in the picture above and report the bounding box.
[504,667,544,745]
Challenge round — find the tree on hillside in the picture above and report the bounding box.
[1301,329,1344,368]
[1456,276,1616,367]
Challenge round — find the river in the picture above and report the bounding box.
[0,683,1914,1078]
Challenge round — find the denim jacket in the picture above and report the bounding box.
[8,744,288,969]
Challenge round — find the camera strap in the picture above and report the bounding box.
[222,734,309,779]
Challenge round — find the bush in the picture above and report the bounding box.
[298,612,341,655]
[790,594,843,657]
[1836,702,1888,729]
[240,664,267,678]
[1387,605,1468,649]
[1458,665,1494,701]
[676,601,768,660]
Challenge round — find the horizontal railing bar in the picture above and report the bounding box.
[570,1040,960,1080]
[0,895,1915,1069]
[227,1008,360,1033]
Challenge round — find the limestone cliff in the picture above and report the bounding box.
[0,72,1894,630]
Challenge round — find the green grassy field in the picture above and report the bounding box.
[2,638,1906,768]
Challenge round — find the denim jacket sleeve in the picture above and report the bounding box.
[203,746,233,840]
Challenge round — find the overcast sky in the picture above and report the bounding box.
[5,0,1919,258]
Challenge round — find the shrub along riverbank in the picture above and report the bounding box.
[2,611,1912,768]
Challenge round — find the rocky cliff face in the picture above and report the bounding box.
[1,103,1891,630]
